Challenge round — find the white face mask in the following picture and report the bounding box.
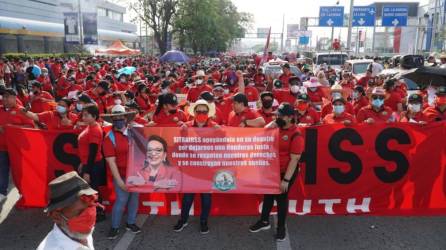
[114,99,122,105]
[196,79,203,85]
[224,89,230,94]
[352,91,359,99]
[120,79,126,83]
[409,103,421,113]
[161,88,168,94]
[290,85,300,94]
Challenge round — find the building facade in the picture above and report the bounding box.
[0,0,137,54]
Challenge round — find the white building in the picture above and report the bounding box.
[0,0,137,54]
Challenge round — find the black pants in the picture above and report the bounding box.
[82,159,106,191]
[260,172,296,229]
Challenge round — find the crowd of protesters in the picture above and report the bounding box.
[1,52,446,246]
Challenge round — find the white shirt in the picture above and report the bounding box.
[37,224,94,250]
[371,62,383,77]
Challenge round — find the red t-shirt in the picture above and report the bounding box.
[135,95,152,111]
[244,86,259,102]
[278,125,304,173]
[37,111,78,130]
[215,97,233,122]
[323,112,356,124]
[0,105,34,150]
[423,106,446,122]
[227,108,261,127]
[399,111,429,123]
[306,87,326,103]
[273,89,296,105]
[257,108,277,124]
[152,110,187,127]
[77,123,103,165]
[384,91,403,112]
[30,91,54,113]
[353,96,369,115]
[186,85,213,102]
[357,76,371,88]
[296,108,320,125]
[278,72,295,89]
[357,105,393,123]
[103,130,129,177]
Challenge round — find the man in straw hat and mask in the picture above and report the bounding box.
[101,105,141,240]
[37,171,99,250]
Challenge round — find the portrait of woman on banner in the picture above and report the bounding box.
[127,135,181,191]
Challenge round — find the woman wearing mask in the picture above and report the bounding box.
[149,93,187,127]
[304,77,325,110]
[257,92,277,124]
[321,83,354,118]
[352,86,369,115]
[322,97,356,125]
[135,83,152,113]
[399,94,428,124]
[250,103,303,241]
[174,100,219,234]
[77,105,107,221]
[357,87,393,124]
[294,93,321,126]
[22,98,78,130]
[186,70,212,103]
[102,105,141,239]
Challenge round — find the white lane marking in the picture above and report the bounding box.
[0,187,20,224]
[113,214,149,250]
[273,215,292,250]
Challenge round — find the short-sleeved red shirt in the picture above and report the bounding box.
[78,123,103,164]
[306,87,326,103]
[186,85,213,102]
[273,89,296,105]
[244,86,259,102]
[423,106,446,122]
[30,91,54,113]
[399,111,429,123]
[215,97,233,121]
[357,105,393,123]
[323,112,356,124]
[37,111,78,130]
[152,109,187,127]
[353,96,369,115]
[296,108,320,125]
[321,102,354,118]
[278,124,304,173]
[0,105,34,150]
[384,91,403,112]
[103,130,129,177]
[227,108,261,127]
[257,108,277,124]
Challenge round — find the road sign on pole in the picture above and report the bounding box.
[382,6,408,27]
[352,6,376,27]
[319,6,344,27]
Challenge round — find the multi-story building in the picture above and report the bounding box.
[0,0,137,54]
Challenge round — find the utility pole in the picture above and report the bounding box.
[346,0,354,53]
[281,14,285,53]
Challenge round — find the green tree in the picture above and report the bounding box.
[131,0,178,55]
[174,0,252,54]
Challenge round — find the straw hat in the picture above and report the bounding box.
[101,105,137,123]
[303,77,321,88]
[187,99,216,117]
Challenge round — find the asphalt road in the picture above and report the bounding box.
[1,188,445,250]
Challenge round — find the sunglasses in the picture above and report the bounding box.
[195,110,209,114]
[371,95,384,100]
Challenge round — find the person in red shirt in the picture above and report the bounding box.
[253,68,266,85]
[357,87,394,123]
[227,93,265,127]
[77,104,106,221]
[352,86,369,115]
[241,79,260,105]
[399,93,428,123]
[198,91,226,125]
[323,97,356,125]
[304,77,325,108]
[257,92,277,124]
[423,86,446,122]
[271,79,300,105]
[278,63,295,89]
[186,70,212,103]
[0,88,34,199]
[321,83,355,118]
[125,102,149,126]
[135,84,152,113]
[295,93,320,126]
[249,103,303,241]
[85,80,112,114]
[356,69,373,88]
[213,83,233,122]
[149,93,187,127]
[37,68,53,94]
[102,105,141,239]
[22,98,78,130]
[383,79,403,113]
[29,81,55,113]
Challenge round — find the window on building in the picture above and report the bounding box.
[98,8,107,17]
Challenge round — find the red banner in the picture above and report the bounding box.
[6,123,446,215]
[126,127,280,194]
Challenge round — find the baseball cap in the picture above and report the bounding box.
[277,103,295,116]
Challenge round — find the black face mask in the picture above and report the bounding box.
[168,109,177,115]
[33,91,39,95]
[99,92,107,96]
[276,117,286,128]
[262,100,273,109]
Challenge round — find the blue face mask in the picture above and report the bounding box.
[56,105,67,114]
[372,99,384,108]
[76,103,83,112]
[333,105,345,114]
[112,119,127,129]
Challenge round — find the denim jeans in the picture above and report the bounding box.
[111,179,139,229]
[0,151,10,196]
[181,193,211,223]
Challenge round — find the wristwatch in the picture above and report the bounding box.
[283,178,290,183]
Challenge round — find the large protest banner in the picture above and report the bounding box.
[126,127,280,194]
[6,123,446,215]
